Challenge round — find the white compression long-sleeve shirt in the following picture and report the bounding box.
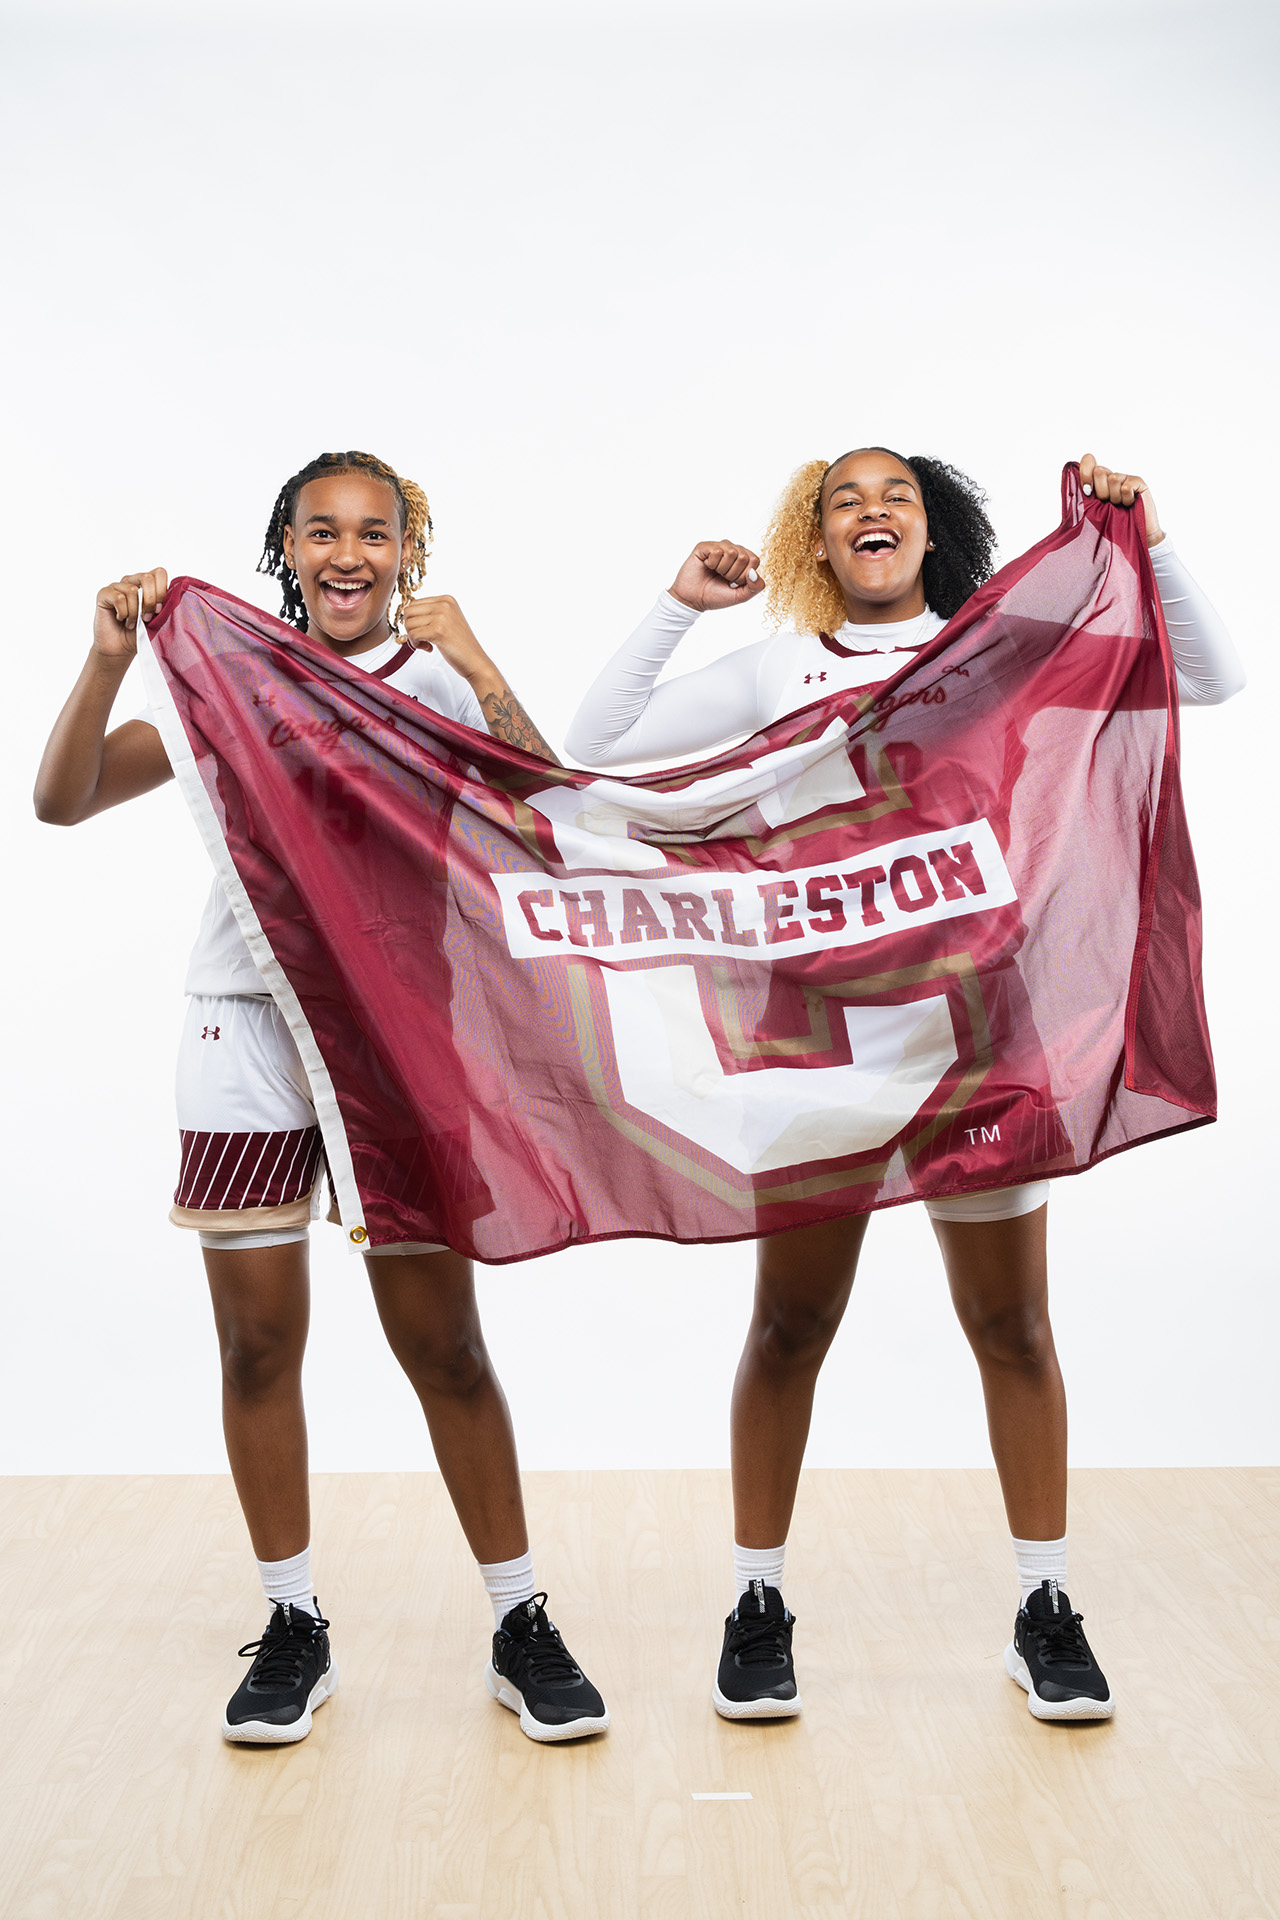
[564,535,1246,769]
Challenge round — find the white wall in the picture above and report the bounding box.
[3,0,1275,1474]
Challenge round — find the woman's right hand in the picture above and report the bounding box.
[669,542,764,613]
[93,569,169,661]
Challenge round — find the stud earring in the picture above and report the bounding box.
[816,549,825,560]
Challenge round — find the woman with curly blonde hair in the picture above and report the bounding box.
[567,444,1244,1728]
[35,451,609,1750]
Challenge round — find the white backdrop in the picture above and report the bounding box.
[3,0,1275,1474]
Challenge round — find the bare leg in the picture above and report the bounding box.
[204,1241,311,1562]
[730,1214,870,1549]
[930,1205,1067,1538]
[366,1251,528,1565]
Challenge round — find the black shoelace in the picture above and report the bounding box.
[509,1596,581,1685]
[726,1612,791,1671]
[1029,1610,1091,1668]
[238,1611,329,1688]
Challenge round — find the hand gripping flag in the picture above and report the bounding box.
[139,467,1215,1261]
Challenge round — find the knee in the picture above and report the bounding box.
[960,1301,1054,1371]
[752,1298,844,1371]
[219,1320,300,1400]
[400,1329,487,1399]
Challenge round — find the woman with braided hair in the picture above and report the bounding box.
[567,445,1244,1727]
[35,450,610,1747]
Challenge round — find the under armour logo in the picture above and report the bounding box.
[201,1025,222,1041]
[803,671,828,685]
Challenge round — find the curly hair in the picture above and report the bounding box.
[257,449,433,633]
[760,447,996,634]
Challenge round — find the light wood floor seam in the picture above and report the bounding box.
[1,1468,1276,1919]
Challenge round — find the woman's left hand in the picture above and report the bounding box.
[402,594,494,684]
[1079,453,1165,548]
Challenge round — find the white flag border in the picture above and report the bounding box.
[136,616,369,1250]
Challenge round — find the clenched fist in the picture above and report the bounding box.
[1079,454,1164,548]
[401,594,493,684]
[669,542,765,613]
[94,569,170,660]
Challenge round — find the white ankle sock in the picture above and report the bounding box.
[1011,1534,1068,1604]
[734,1542,786,1599]
[256,1546,319,1618]
[479,1550,536,1628]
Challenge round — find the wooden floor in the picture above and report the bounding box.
[1,1469,1277,1919]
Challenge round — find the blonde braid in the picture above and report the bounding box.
[391,474,433,633]
[759,458,847,637]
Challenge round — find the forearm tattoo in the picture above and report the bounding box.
[481,687,561,764]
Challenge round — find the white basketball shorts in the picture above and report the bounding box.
[923,1181,1050,1224]
[171,994,445,1253]
[171,994,324,1232]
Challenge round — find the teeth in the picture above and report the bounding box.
[855,533,898,552]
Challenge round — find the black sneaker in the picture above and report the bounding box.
[485,1593,609,1742]
[1005,1580,1114,1721]
[713,1579,802,1720]
[222,1603,338,1744]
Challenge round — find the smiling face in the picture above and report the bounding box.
[281,470,412,654]
[817,449,931,624]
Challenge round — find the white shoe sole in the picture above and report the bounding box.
[222,1663,339,1744]
[485,1660,610,1742]
[1004,1642,1113,1721]
[712,1681,802,1721]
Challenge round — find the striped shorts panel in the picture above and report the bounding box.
[174,1125,324,1213]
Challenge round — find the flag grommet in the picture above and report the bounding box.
[349,1226,368,1245]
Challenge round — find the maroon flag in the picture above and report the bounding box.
[140,466,1214,1261]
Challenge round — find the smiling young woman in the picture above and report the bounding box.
[565,444,1245,1727]
[34,449,607,1750]
[262,450,556,755]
